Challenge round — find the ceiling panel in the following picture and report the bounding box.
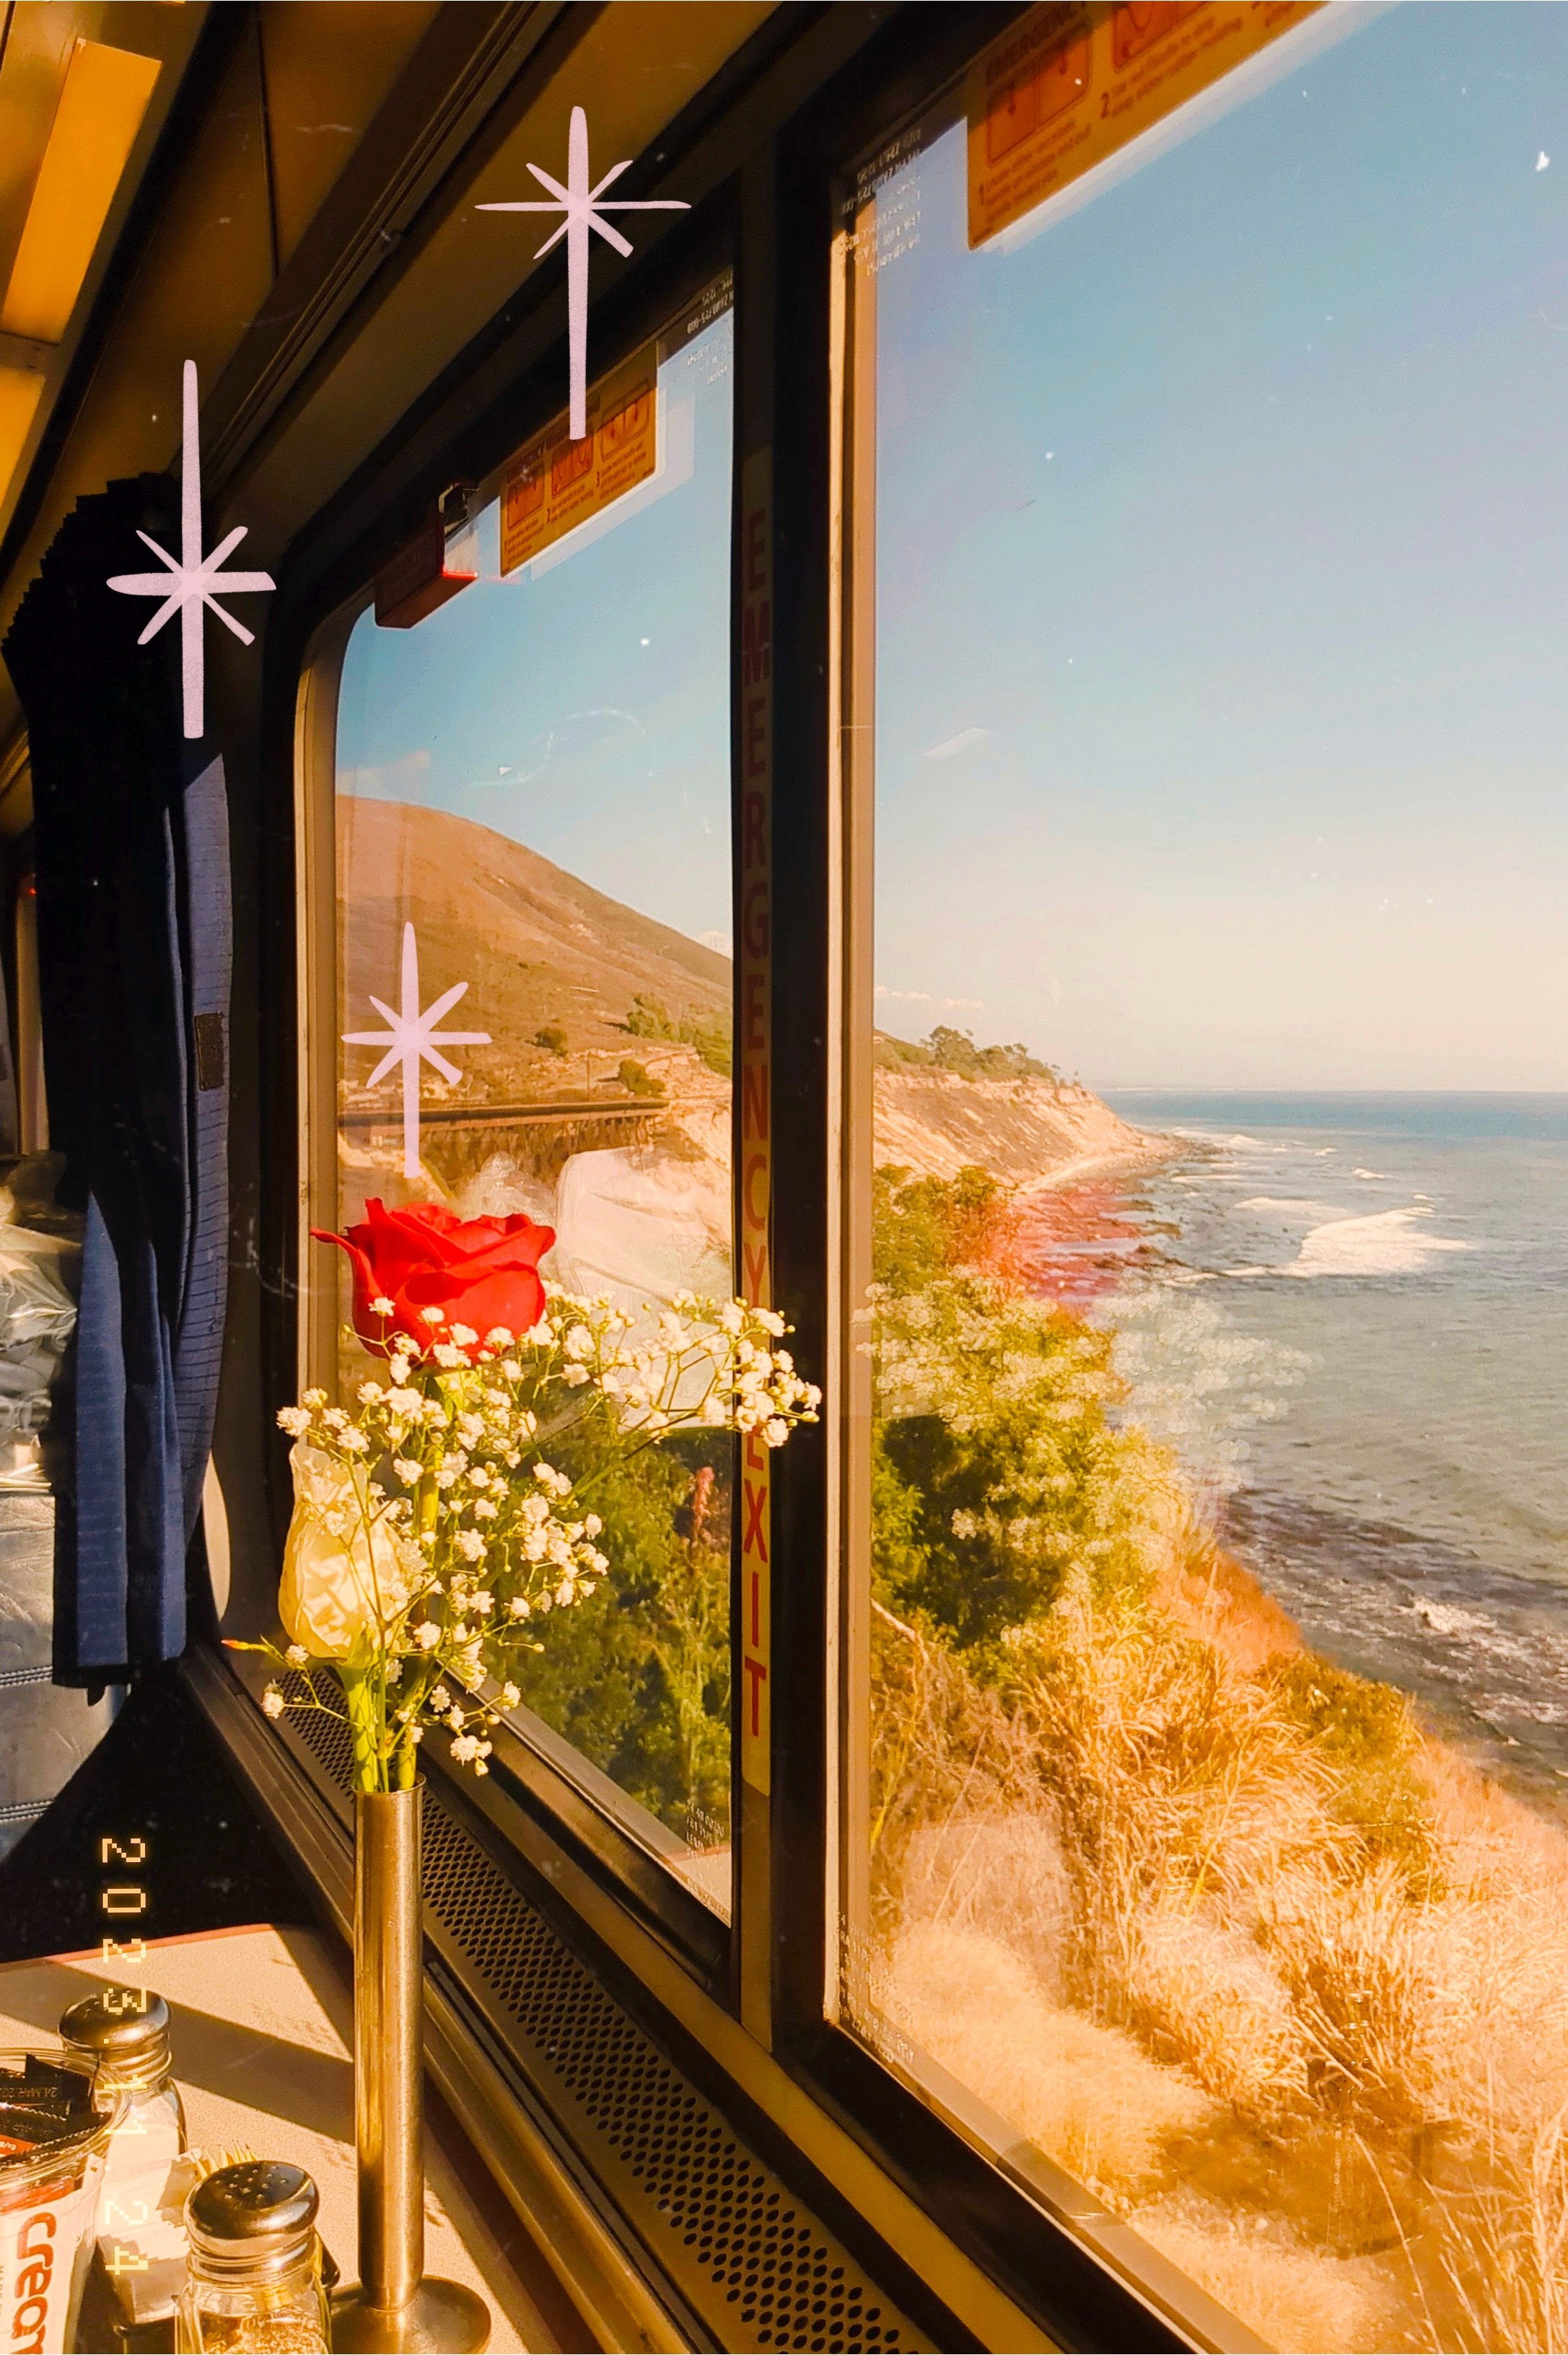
[260,1,442,268]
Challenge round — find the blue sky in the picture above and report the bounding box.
[336,313,734,950]
[340,10,1568,1092]
[872,3,1568,1089]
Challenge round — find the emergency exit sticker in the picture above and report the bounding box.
[737,449,773,1799]
[967,0,1321,247]
[499,339,658,574]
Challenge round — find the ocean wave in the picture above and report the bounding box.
[1183,1131,1297,1152]
[1353,1167,1388,1180]
[1289,1206,1471,1278]
[1414,1597,1494,1638]
[1236,1196,1344,1218]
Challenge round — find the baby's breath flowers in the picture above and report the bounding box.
[237,1287,818,1793]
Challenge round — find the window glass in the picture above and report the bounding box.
[845,12,1568,2348]
[332,286,735,1914]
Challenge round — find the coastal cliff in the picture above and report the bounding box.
[874,1064,1159,1190]
[338,795,1157,1203]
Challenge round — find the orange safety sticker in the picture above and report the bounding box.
[967,0,1321,247]
[737,450,773,1799]
[499,339,658,574]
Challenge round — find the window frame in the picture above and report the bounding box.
[763,12,1274,2349]
[258,7,1317,2341]
[284,198,745,2007]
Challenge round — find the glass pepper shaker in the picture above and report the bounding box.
[175,2162,331,2354]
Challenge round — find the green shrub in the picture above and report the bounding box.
[870,1165,1157,1656]
[924,1025,1059,1084]
[872,1162,1009,1294]
[508,1436,732,1837]
[624,995,731,1077]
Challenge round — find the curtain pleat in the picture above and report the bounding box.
[3,474,232,1683]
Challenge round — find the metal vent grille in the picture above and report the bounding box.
[279,1688,927,2354]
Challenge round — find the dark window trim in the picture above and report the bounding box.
[762,11,1264,2351]
[483,1709,730,1996]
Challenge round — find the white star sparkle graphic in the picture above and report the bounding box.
[477,106,689,439]
[343,923,490,1180]
[107,360,274,739]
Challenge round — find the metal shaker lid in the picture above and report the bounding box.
[187,2162,320,2266]
[59,1988,172,2087]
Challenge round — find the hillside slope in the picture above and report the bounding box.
[874,1066,1156,1190]
[336,797,1156,1216]
[338,795,730,1106]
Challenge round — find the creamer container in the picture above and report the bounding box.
[175,2165,330,2354]
[0,2048,120,2355]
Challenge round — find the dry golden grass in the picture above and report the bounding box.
[1131,2193,1414,2354]
[1422,2104,1568,2354]
[896,1809,1071,1999]
[886,1923,1216,2202]
[868,1579,1568,2354]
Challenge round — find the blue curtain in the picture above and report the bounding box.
[3,475,231,1683]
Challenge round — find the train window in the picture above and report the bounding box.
[325,278,737,1916]
[838,8,1568,2349]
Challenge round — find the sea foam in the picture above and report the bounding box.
[1289,1206,1470,1278]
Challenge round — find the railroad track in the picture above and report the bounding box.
[339,1097,659,1131]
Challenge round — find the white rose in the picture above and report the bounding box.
[278,1444,421,1662]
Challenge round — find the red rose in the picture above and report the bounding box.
[313,1198,556,1359]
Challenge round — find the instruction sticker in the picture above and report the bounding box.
[499,340,658,574]
[967,0,1321,247]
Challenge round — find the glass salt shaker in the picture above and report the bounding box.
[175,2162,331,2354]
[60,1986,187,2211]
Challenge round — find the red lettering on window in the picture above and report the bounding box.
[743,1062,769,1145]
[744,1152,768,1229]
[749,1566,762,1646]
[742,877,768,960]
[743,599,771,685]
[745,693,767,778]
[743,1237,768,1300]
[744,1654,768,1735]
[743,971,766,1051]
[745,507,766,594]
[743,1480,768,1560]
[743,791,766,872]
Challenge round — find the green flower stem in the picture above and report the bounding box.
[339,1663,385,1794]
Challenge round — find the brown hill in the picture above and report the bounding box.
[337,794,730,1108]
[336,796,1159,1201]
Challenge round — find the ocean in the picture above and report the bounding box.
[1087,1094,1568,1814]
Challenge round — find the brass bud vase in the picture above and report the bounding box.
[329,1783,490,2353]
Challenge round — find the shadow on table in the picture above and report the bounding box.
[0,1947,353,2143]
